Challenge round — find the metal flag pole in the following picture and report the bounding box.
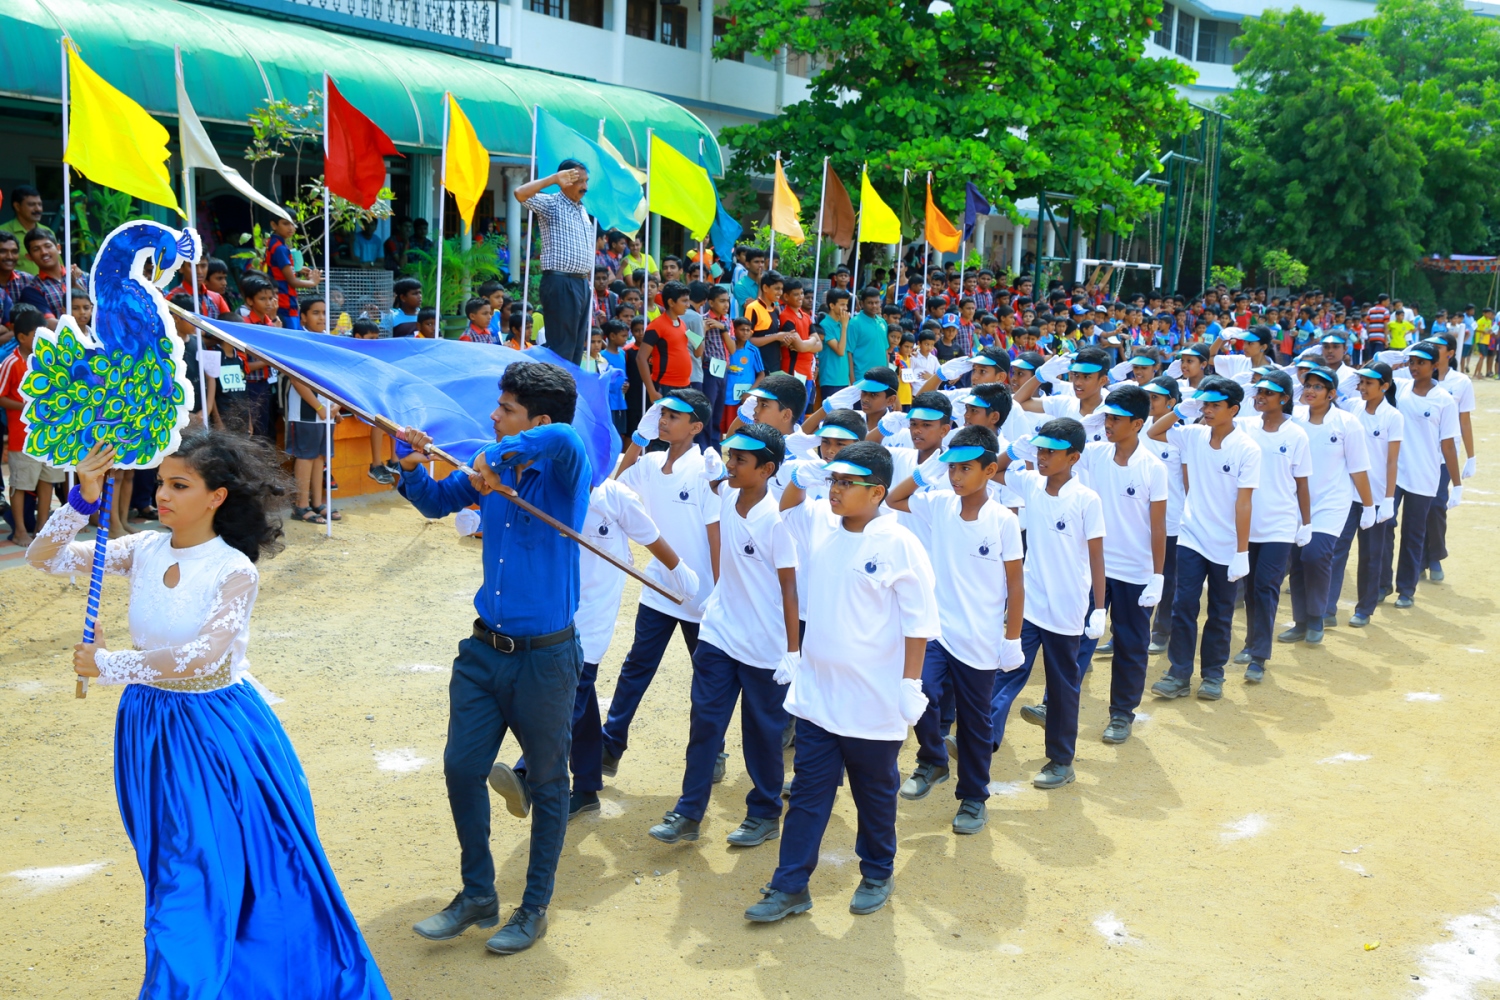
[435,92,449,338]
[850,163,865,293]
[697,136,709,286]
[767,151,779,275]
[177,49,209,429]
[519,106,538,337]
[894,168,907,309]
[322,73,332,321]
[812,155,828,306]
[60,37,72,320]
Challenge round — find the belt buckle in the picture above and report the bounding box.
[493,632,517,654]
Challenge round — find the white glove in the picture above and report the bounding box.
[1007,436,1038,465]
[898,677,929,726]
[1231,369,1255,387]
[1138,573,1164,608]
[823,384,861,413]
[1084,609,1107,640]
[1463,456,1477,480]
[1214,354,1252,378]
[997,636,1024,671]
[1228,550,1250,582]
[1359,504,1377,530]
[878,410,910,436]
[1038,355,1071,384]
[1377,349,1407,368]
[1448,484,1463,510]
[1108,359,1134,383]
[1175,398,1204,421]
[454,508,481,537]
[790,461,832,490]
[632,400,664,447]
[911,452,947,490]
[1166,359,1183,379]
[1377,496,1395,523]
[737,394,757,424]
[774,650,799,686]
[667,559,699,597]
[939,355,975,382]
[1295,523,1313,547]
[701,447,725,482]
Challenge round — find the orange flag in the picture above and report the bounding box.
[924,179,961,254]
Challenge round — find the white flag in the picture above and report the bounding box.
[176,50,290,222]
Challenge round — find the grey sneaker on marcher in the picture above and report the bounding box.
[1093,640,1114,658]
[1429,565,1445,582]
[485,906,547,955]
[1033,761,1076,789]
[601,748,620,778]
[1349,613,1370,628]
[1304,624,1324,645]
[726,816,780,847]
[1323,614,1338,628]
[412,891,500,941]
[1233,649,1252,665]
[648,811,700,844]
[899,761,950,800]
[942,732,958,758]
[745,885,812,922]
[1019,703,1047,727]
[1102,715,1132,744]
[488,763,532,819]
[849,876,894,915]
[1151,675,1191,699]
[712,751,729,784]
[1277,625,1307,643]
[1148,639,1168,654]
[1395,595,1415,608]
[1244,660,1266,684]
[1197,677,1224,700]
[952,799,988,835]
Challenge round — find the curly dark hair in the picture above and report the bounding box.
[173,429,291,563]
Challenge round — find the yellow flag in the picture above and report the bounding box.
[858,167,901,245]
[924,180,961,254]
[771,157,805,245]
[647,134,716,240]
[444,94,490,232]
[63,40,182,215]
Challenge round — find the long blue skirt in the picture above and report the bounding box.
[115,681,391,999]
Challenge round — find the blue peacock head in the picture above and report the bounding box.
[20,221,200,470]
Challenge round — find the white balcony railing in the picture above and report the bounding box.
[282,0,500,46]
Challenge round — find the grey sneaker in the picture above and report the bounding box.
[1151,675,1191,699]
[1348,613,1370,627]
[952,799,988,835]
[712,751,729,784]
[1147,639,1168,654]
[601,748,621,778]
[1244,660,1265,684]
[781,718,795,750]
[1093,640,1115,658]
[745,885,812,922]
[849,876,893,915]
[484,905,547,955]
[1033,761,1076,789]
[1277,625,1306,643]
[488,763,532,818]
[1233,649,1252,665]
[899,761,950,800]
[1102,715,1132,744]
[1429,565,1445,582]
[942,732,958,758]
[1019,703,1047,727]
[648,811,700,844]
[1304,624,1324,645]
[1323,614,1338,628]
[1395,595,1415,608]
[367,463,394,485]
[1197,677,1224,700]
[726,816,780,847]
[412,891,499,941]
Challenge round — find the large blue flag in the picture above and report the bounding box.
[963,183,991,243]
[696,143,742,274]
[533,107,645,236]
[203,321,620,487]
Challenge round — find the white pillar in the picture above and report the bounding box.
[1011,223,1024,277]
[1044,222,1056,261]
[974,215,988,267]
[699,0,714,101]
[506,169,523,280]
[774,45,787,112]
[612,0,627,85]
[509,0,524,60]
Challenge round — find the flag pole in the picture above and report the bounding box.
[60,38,72,320]
[812,155,828,306]
[435,92,449,337]
[178,48,209,430]
[895,168,907,310]
[851,164,865,294]
[520,106,538,341]
[322,73,332,323]
[697,137,708,286]
[767,151,779,276]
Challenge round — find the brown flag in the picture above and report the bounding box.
[819,163,856,249]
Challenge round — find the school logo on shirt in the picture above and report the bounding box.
[678,489,691,501]
[1329,433,1338,443]
[1373,429,1381,437]
[598,523,610,536]
[743,542,756,556]
[1279,445,1287,454]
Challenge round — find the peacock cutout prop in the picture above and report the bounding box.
[20,220,200,698]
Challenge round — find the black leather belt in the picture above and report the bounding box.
[472,618,575,655]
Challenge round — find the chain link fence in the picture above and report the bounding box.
[328,268,395,334]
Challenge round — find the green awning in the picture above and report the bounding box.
[1,0,721,173]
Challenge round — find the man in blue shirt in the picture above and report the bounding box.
[396,361,591,956]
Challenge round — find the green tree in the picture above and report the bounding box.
[713,0,1197,234]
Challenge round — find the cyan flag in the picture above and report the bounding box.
[697,144,742,275]
[204,321,619,487]
[534,107,644,236]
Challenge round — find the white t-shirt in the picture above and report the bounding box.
[1077,442,1168,584]
[904,491,1023,669]
[1341,398,1403,501]
[1002,469,1105,636]
[1148,430,1186,536]
[781,500,940,741]
[1394,382,1459,497]
[1168,423,1262,566]
[1293,405,1370,535]
[885,444,944,545]
[1435,368,1475,416]
[1235,416,1311,543]
[618,447,720,622]
[575,480,661,664]
[699,488,799,669]
[1040,393,1107,444]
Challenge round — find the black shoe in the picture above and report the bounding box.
[1197,677,1224,701]
[849,876,894,915]
[899,761,949,800]
[649,811,700,843]
[1277,625,1306,644]
[488,763,532,818]
[601,748,620,778]
[1377,587,1392,605]
[485,906,547,955]
[745,885,812,922]
[412,891,500,941]
[712,751,728,784]
[1019,703,1047,727]
[1244,660,1265,684]
[1102,714,1132,744]
[726,816,780,847]
[568,789,600,820]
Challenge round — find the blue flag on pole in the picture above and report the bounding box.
[696,144,742,273]
[963,183,991,242]
[204,321,620,487]
[533,107,645,236]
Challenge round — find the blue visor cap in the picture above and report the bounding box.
[1320,333,1347,345]
[1303,368,1337,387]
[1407,346,1437,360]
[853,378,895,393]
[908,406,947,422]
[1194,388,1232,402]
[744,386,778,401]
[823,459,873,477]
[1253,364,1282,375]
[1141,381,1174,397]
[963,392,995,409]
[971,354,1003,367]
[659,396,697,414]
[1181,346,1210,360]
[1239,328,1267,342]
[1031,434,1075,451]
[940,445,990,464]
[1355,367,1385,380]
[1100,402,1137,417]
[815,423,861,440]
[1069,361,1105,374]
[1129,355,1158,366]
[1251,379,1289,393]
[1012,357,1038,371]
[720,432,768,452]
[1294,356,1323,369]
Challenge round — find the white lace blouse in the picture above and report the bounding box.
[27,506,259,693]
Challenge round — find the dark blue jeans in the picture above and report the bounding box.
[990,620,1083,766]
[1150,536,1179,645]
[602,604,699,759]
[1243,541,1291,661]
[445,631,582,907]
[1288,525,1339,625]
[913,641,996,800]
[674,641,788,823]
[1168,544,1234,681]
[513,659,603,794]
[1355,520,1393,617]
[1326,502,1363,619]
[1076,578,1150,721]
[1395,488,1436,598]
[770,717,901,894]
[1424,470,1450,569]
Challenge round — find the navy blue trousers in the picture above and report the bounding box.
[513,659,603,794]
[990,620,1082,766]
[674,641,788,823]
[913,641,996,800]
[770,717,901,894]
[1354,519,1393,617]
[1326,502,1363,619]
[1243,541,1291,662]
[1150,536,1179,645]
[1075,578,1151,721]
[1424,469,1450,569]
[1167,544,1234,681]
[602,603,699,759]
[1395,488,1436,598]
[1288,523,1340,625]
[445,631,582,907]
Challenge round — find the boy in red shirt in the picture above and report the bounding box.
[638,281,698,399]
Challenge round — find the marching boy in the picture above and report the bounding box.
[746,442,939,921]
[648,423,801,848]
[886,425,1025,834]
[988,418,1108,789]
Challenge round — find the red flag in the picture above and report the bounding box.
[325,77,400,209]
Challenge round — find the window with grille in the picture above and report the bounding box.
[529,0,562,17]
[1154,3,1174,49]
[1175,12,1196,59]
[1196,20,1242,63]
[661,4,687,48]
[626,0,655,39]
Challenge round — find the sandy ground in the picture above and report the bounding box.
[5,386,1500,1000]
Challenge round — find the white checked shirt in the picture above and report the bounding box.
[521,191,594,275]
